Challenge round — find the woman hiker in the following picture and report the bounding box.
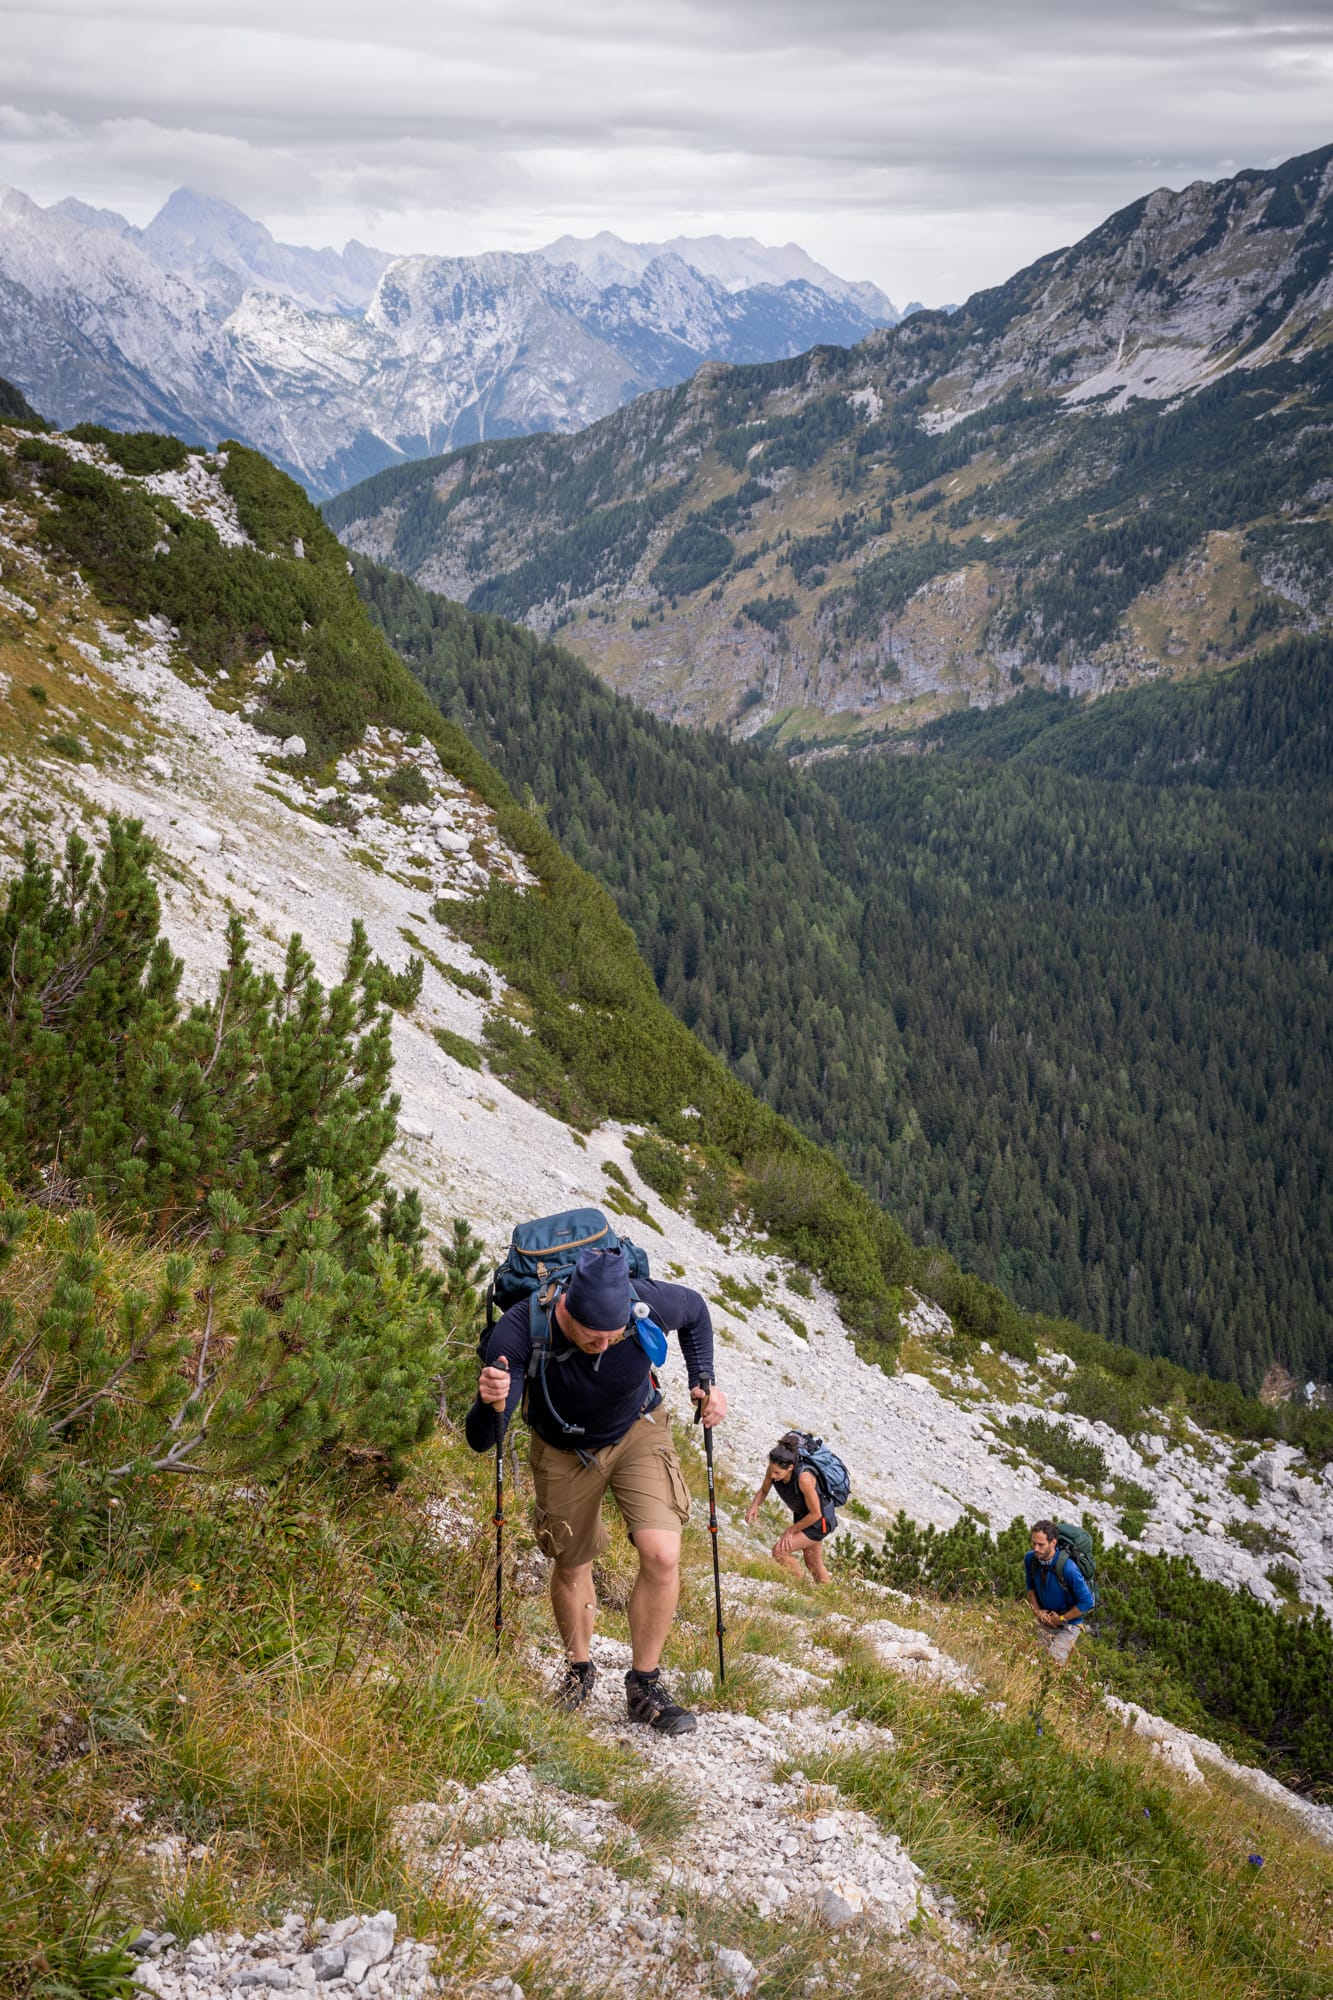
[745,1433,836,1585]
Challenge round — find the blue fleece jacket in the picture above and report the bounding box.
[1024,1547,1095,1622]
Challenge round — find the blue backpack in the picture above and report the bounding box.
[483,1208,656,1442]
[796,1432,852,1508]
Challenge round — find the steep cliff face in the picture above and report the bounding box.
[329,144,1333,739]
[0,188,897,499]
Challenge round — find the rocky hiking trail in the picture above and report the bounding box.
[123,1564,1004,2000]
[119,1529,1333,2000]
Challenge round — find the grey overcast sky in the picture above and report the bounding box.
[4,1,1331,304]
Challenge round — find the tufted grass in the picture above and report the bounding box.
[4,1373,1332,2000]
[796,1638,1333,2000]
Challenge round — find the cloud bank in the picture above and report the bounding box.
[6,0,1331,302]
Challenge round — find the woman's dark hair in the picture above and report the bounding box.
[768,1441,800,1469]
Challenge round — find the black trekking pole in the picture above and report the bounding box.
[694,1377,726,1685]
[493,1433,504,1658]
[491,1353,508,1659]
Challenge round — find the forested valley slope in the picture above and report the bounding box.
[357,553,1331,1394]
[329,142,1333,740]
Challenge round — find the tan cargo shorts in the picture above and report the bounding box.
[528,1410,691,1570]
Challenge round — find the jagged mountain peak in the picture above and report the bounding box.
[0,186,902,495]
[539,225,900,319]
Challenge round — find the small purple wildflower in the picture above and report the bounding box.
[1247,1853,1264,1868]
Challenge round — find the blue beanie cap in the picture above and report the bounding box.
[564,1245,632,1330]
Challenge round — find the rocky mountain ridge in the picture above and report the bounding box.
[329,143,1333,740]
[0,187,897,500]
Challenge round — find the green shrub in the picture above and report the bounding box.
[775,1303,808,1340]
[1110,1476,1154,1512]
[741,593,797,630]
[627,1134,688,1205]
[0,823,398,1247]
[363,944,424,1013]
[650,519,733,596]
[0,372,47,429]
[385,764,431,807]
[47,730,85,760]
[1004,1414,1108,1488]
[1229,1520,1292,1556]
[431,1026,482,1071]
[67,424,190,476]
[444,961,490,998]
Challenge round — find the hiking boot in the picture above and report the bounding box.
[553,1660,597,1710]
[625,1669,696,1736]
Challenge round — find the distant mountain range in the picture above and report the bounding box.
[0,187,900,499]
[329,143,1333,738]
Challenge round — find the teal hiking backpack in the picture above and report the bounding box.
[1051,1520,1098,1606]
[795,1433,852,1508]
[482,1208,657,1444]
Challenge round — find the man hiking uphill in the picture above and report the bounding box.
[467,1243,726,1736]
[1025,1519,1095,1664]
[745,1433,838,1586]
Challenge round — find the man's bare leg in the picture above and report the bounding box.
[550,1559,597,1662]
[626,1528,682,1671]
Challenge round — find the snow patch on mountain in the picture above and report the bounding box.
[0,188,899,498]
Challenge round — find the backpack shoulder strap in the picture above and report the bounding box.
[1052,1546,1085,1591]
[528,1286,554,1357]
[525,1285,588,1442]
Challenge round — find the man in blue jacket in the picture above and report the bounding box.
[1024,1520,1094,1664]
[467,1243,726,1735]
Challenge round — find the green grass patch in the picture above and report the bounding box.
[432,1025,483,1071]
[821,1658,1333,1999]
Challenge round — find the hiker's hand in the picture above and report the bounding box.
[691,1383,727,1428]
[744,1501,760,1526]
[479,1356,510,1411]
[775,1529,797,1556]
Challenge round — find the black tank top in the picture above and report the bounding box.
[774,1465,834,1528]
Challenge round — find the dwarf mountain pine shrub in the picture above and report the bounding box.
[0,824,462,1490]
[0,822,398,1246]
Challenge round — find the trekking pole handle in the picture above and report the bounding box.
[694,1373,711,1424]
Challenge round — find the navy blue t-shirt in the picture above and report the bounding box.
[464,1275,715,1455]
